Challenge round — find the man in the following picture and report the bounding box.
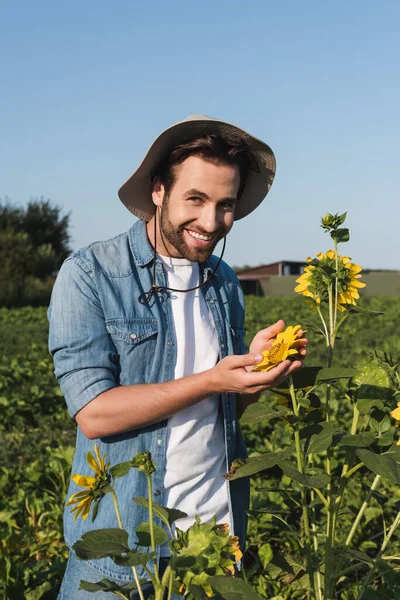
[49,115,306,598]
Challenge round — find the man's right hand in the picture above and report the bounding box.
[210,353,302,396]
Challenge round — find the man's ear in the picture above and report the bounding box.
[151,178,165,208]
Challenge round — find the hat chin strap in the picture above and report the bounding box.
[138,207,226,305]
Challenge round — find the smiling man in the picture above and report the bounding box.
[48,115,306,599]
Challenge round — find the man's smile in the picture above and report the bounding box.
[185,228,216,244]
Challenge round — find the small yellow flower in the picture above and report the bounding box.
[66,444,111,521]
[390,402,400,427]
[253,325,302,372]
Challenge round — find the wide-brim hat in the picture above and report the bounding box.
[118,114,276,221]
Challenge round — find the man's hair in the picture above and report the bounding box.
[152,133,255,198]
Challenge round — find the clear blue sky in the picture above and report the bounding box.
[1,1,399,269]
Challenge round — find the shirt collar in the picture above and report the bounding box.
[128,219,155,267]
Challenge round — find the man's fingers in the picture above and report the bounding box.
[254,320,286,342]
[227,353,264,369]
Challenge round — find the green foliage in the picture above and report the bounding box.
[0,198,70,307]
[1,298,400,598]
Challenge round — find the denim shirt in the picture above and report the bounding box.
[48,218,249,583]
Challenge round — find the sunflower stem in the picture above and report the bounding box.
[146,473,160,585]
[345,474,381,548]
[289,376,316,598]
[110,488,146,600]
[333,238,339,334]
[358,511,400,599]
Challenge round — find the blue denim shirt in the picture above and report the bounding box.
[48,219,249,583]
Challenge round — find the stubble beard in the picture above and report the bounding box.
[159,197,224,263]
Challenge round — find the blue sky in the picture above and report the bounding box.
[1,1,399,269]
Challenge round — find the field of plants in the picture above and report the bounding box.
[1,293,400,599]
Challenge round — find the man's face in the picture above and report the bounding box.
[153,155,240,262]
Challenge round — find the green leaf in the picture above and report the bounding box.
[79,578,147,594]
[276,366,322,389]
[357,449,400,483]
[357,398,384,414]
[225,451,288,480]
[240,403,287,425]
[337,432,376,447]
[301,422,341,455]
[133,497,187,528]
[341,547,374,566]
[279,460,330,488]
[73,528,130,560]
[209,575,264,599]
[136,521,168,546]
[25,582,52,600]
[79,578,120,592]
[331,227,350,243]
[112,550,155,567]
[110,461,132,478]
[316,367,357,383]
[337,211,347,226]
[361,483,388,505]
[342,305,385,316]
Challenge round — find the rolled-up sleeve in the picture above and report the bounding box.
[48,257,118,418]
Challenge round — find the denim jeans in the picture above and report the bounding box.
[57,552,181,600]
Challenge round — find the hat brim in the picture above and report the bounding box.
[118,117,276,221]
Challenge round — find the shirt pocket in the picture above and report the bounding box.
[106,318,159,345]
[105,318,159,384]
[230,325,247,355]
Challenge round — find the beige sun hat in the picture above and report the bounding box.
[118,114,276,221]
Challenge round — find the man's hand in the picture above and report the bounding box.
[248,319,307,360]
[210,352,304,396]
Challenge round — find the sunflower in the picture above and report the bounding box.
[295,250,366,311]
[66,444,111,521]
[253,325,302,372]
[390,402,400,427]
[172,517,243,597]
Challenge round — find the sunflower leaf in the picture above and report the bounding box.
[240,403,287,425]
[316,367,357,383]
[73,528,130,559]
[136,522,168,547]
[357,449,400,483]
[112,550,155,567]
[110,461,132,478]
[133,497,187,527]
[210,575,264,599]
[331,227,350,243]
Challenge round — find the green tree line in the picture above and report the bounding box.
[0,198,71,307]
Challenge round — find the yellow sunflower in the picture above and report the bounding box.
[295,250,366,311]
[390,402,400,427]
[66,444,111,521]
[253,325,302,372]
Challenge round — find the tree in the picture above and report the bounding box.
[0,198,71,306]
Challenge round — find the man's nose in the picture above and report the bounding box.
[198,205,220,232]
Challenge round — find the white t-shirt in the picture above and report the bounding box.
[159,255,231,556]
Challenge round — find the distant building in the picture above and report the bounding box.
[236,261,306,295]
[235,263,400,297]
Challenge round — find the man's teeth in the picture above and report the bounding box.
[187,230,212,241]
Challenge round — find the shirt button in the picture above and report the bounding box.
[209,299,215,304]
[221,343,225,349]
[167,340,173,347]
[154,490,161,496]
[130,333,137,341]
[157,439,163,446]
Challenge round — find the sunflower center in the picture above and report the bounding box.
[269,341,288,363]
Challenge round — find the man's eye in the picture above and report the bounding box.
[189,197,203,203]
